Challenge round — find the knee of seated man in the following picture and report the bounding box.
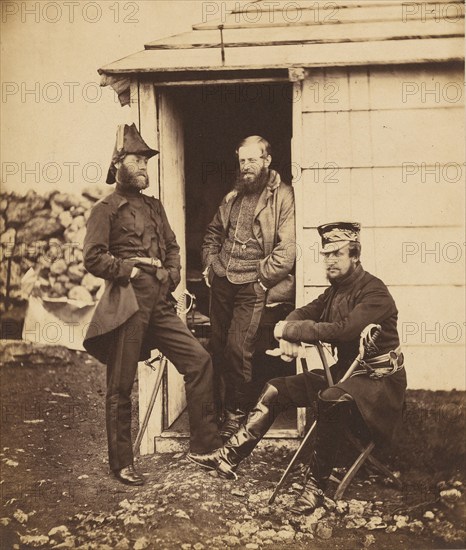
[320,387,352,403]
[268,377,295,407]
[268,377,287,395]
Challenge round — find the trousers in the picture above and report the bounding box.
[209,274,267,412]
[106,271,221,470]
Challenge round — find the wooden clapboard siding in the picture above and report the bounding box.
[367,66,465,110]
[303,285,465,331]
[302,107,463,166]
[302,66,465,112]
[301,168,464,228]
[299,65,465,390]
[385,285,464,391]
[401,347,465,390]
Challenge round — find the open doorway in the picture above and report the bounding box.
[180,82,293,313]
[158,81,297,439]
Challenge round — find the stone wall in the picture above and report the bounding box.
[0,187,106,315]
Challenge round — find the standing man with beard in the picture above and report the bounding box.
[83,124,221,485]
[190,222,406,516]
[200,136,296,442]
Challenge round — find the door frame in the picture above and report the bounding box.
[132,76,306,453]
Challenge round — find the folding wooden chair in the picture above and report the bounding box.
[268,337,402,505]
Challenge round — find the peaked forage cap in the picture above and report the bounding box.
[318,221,361,253]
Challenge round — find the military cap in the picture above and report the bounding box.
[318,221,361,254]
[106,123,158,184]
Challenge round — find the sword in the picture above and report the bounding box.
[267,324,382,505]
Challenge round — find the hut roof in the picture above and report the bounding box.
[98,0,464,103]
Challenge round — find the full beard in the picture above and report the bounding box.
[117,164,149,191]
[234,167,269,196]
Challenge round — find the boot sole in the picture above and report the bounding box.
[187,454,238,480]
[289,496,324,515]
[186,454,217,471]
[113,474,144,486]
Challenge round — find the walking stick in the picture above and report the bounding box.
[133,290,196,455]
[133,355,168,454]
[5,253,13,310]
[267,324,381,505]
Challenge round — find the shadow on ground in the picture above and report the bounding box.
[0,344,464,549]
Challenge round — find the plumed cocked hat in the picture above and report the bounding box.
[106,123,158,184]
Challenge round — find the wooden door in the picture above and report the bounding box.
[133,82,187,454]
[157,88,188,429]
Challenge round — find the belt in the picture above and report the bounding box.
[353,346,404,380]
[128,256,162,268]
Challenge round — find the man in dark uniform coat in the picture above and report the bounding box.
[189,222,407,514]
[83,124,221,485]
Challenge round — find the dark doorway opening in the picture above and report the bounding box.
[179,81,293,314]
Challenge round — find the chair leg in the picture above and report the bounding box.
[345,434,403,489]
[334,442,375,500]
[329,473,340,484]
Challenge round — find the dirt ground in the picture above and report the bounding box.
[0,347,465,550]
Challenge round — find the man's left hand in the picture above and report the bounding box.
[274,320,288,341]
[279,338,301,358]
[128,256,162,268]
[266,339,302,362]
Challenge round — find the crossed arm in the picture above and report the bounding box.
[269,283,395,361]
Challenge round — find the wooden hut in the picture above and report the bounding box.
[98,0,465,453]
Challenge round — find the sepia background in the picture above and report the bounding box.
[1,1,465,549]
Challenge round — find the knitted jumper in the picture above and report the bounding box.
[212,191,263,284]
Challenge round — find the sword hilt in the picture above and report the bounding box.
[359,323,382,360]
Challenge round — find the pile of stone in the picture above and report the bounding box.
[0,186,107,313]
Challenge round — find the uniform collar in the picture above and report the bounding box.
[330,263,365,289]
[114,183,144,208]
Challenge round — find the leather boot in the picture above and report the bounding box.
[290,395,349,514]
[113,464,145,486]
[217,383,280,479]
[219,408,247,442]
[187,383,280,479]
[187,384,279,479]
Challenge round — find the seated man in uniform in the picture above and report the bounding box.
[188,222,407,514]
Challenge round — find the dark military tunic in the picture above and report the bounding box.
[282,264,407,444]
[83,190,181,362]
[83,187,221,469]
